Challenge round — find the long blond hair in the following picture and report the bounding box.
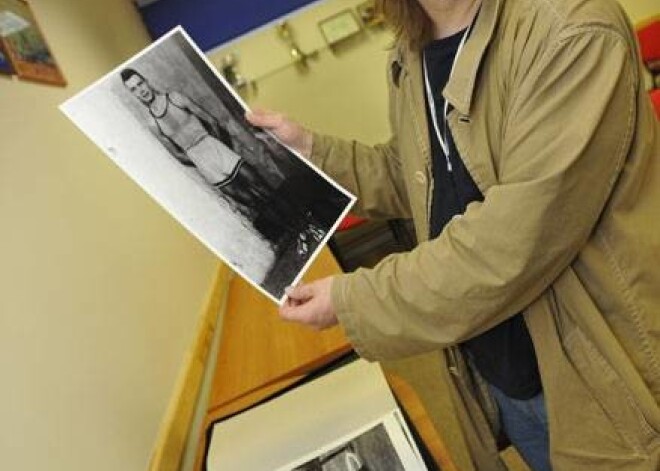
[376,0,433,50]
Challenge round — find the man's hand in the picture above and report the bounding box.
[280,277,338,330]
[246,109,313,159]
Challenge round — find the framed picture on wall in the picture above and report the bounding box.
[318,9,362,47]
[0,0,65,86]
[0,40,13,75]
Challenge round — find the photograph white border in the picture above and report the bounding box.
[60,26,356,305]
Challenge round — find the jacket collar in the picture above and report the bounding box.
[390,0,502,165]
[444,0,502,115]
[397,0,502,116]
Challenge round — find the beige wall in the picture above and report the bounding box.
[208,0,394,145]
[0,1,218,470]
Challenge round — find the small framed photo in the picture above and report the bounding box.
[0,0,66,86]
[318,9,362,47]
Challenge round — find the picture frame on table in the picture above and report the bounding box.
[0,0,65,86]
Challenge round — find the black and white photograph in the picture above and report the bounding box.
[288,423,405,471]
[204,360,426,471]
[60,27,355,304]
[275,411,426,471]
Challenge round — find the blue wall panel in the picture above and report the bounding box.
[139,0,320,51]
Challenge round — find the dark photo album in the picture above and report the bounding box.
[60,27,355,304]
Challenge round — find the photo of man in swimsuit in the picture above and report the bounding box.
[121,67,325,259]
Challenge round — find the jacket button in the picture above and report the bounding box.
[414,171,426,185]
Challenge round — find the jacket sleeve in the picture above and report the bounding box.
[311,133,411,219]
[332,28,638,360]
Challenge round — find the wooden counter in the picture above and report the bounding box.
[195,247,457,471]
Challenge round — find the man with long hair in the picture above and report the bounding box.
[248,0,660,469]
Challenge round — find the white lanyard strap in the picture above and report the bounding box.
[423,24,472,171]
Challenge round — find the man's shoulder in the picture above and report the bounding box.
[492,0,634,77]
[502,0,630,38]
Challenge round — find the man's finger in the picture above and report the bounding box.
[245,109,283,128]
[280,301,317,326]
[285,283,314,302]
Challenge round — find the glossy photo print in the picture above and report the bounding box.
[60,27,355,304]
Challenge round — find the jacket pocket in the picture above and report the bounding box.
[553,281,660,453]
[565,328,657,451]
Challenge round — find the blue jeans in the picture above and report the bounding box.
[488,384,552,471]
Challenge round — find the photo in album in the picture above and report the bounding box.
[283,421,407,471]
[60,27,355,304]
[204,359,428,471]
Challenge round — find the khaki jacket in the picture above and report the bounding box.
[311,0,660,469]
